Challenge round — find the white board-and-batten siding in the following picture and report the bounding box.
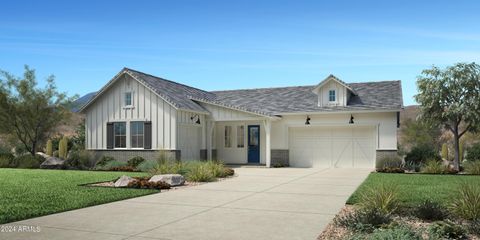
[85,74,177,150]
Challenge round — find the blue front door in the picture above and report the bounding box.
[248,125,260,163]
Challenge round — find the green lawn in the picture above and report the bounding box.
[0,168,158,224]
[347,173,480,207]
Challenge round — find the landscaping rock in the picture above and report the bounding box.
[39,155,66,169]
[114,175,135,187]
[149,174,185,186]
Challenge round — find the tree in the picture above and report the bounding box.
[401,118,442,150]
[415,62,480,171]
[0,66,75,156]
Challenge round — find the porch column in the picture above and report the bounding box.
[263,119,271,167]
[207,120,216,160]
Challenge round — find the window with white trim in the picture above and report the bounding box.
[114,122,126,148]
[224,126,232,148]
[130,121,144,148]
[329,90,336,102]
[237,125,244,148]
[124,92,133,107]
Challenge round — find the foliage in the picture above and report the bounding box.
[58,136,68,160]
[127,177,170,190]
[95,155,115,167]
[108,166,137,172]
[428,221,467,239]
[127,156,145,168]
[334,208,392,233]
[464,161,480,175]
[415,62,480,171]
[65,150,92,170]
[449,183,480,220]
[347,225,421,240]
[415,199,447,221]
[70,122,85,151]
[136,160,157,172]
[11,154,44,169]
[421,159,448,174]
[151,159,185,175]
[404,145,440,165]
[186,163,216,182]
[467,143,480,162]
[0,66,76,156]
[441,143,449,161]
[401,118,442,151]
[46,140,53,156]
[53,150,59,158]
[357,184,399,214]
[224,167,235,176]
[95,160,127,170]
[149,160,231,182]
[376,156,404,173]
[0,153,14,168]
[468,220,480,235]
[0,169,154,224]
[403,161,423,172]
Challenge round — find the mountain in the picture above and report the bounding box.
[71,92,96,112]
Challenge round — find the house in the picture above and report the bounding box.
[79,68,403,168]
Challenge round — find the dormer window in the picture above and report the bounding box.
[124,92,133,107]
[329,90,336,102]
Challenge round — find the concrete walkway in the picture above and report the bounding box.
[3,168,371,240]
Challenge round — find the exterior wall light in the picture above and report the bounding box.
[191,114,201,124]
[349,114,354,124]
[305,116,311,125]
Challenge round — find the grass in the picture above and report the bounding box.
[347,173,480,208]
[0,168,157,224]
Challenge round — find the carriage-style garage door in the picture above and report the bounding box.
[289,126,376,168]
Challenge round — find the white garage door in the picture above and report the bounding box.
[178,125,202,161]
[289,126,376,168]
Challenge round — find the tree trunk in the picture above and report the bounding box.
[30,141,36,156]
[453,125,460,171]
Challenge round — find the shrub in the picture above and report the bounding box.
[65,150,92,170]
[186,163,216,182]
[467,143,480,162]
[224,167,235,176]
[353,225,421,240]
[96,155,115,167]
[334,208,392,233]
[108,166,136,172]
[468,220,480,235]
[46,140,53,156]
[0,153,14,168]
[127,177,171,190]
[449,183,480,220]
[428,221,467,239]
[376,156,405,173]
[58,136,68,159]
[127,156,145,168]
[357,184,399,214]
[53,150,59,158]
[95,160,127,170]
[415,199,447,221]
[403,161,423,172]
[151,159,185,175]
[421,159,448,174]
[12,154,44,169]
[442,143,449,160]
[405,145,440,165]
[464,161,480,175]
[137,160,157,172]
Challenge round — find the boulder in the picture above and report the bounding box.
[114,175,135,187]
[40,155,66,169]
[149,174,185,186]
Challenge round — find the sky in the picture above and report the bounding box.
[1,0,479,106]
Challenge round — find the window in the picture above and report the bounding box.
[237,125,244,148]
[329,90,336,102]
[130,121,144,148]
[224,126,232,148]
[114,122,126,148]
[124,92,132,107]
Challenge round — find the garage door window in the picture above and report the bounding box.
[237,125,244,148]
[224,126,232,148]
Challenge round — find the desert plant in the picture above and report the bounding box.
[151,159,185,175]
[376,155,403,169]
[357,184,399,214]
[415,199,447,221]
[12,154,45,169]
[405,145,440,165]
[334,208,392,233]
[127,156,145,168]
[450,183,480,220]
[95,155,115,167]
[467,143,480,162]
[428,221,467,239]
[464,161,480,175]
[468,220,480,235]
[186,164,216,182]
[65,150,92,170]
[442,143,449,161]
[58,136,68,159]
[137,160,157,172]
[348,225,421,240]
[46,140,53,156]
[403,161,423,172]
[127,177,171,190]
[421,159,447,174]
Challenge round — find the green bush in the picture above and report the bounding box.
[95,155,115,167]
[334,208,392,233]
[357,184,399,214]
[66,150,92,170]
[12,155,45,169]
[415,199,447,221]
[186,163,216,182]
[0,153,14,168]
[467,143,480,162]
[405,145,440,165]
[464,161,480,175]
[428,221,467,239]
[449,183,480,220]
[403,161,423,172]
[46,140,53,156]
[376,156,405,173]
[442,143,449,160]
[421,159,448,174]
[127,156,145,168]
[348,225,421,240]
[95,160,127,170]
[151,159,185,175]
[149,160,232,182]
[136,160,157,172]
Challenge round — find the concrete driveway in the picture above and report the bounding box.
[3,167,371,240]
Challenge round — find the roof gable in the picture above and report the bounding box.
[312,74,357,95]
